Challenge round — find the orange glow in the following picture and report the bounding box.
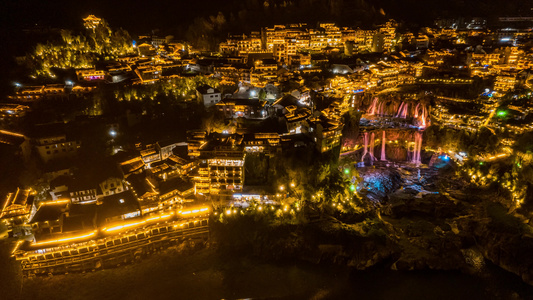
[1,193,12,215]
[178,206,209,216]
[39,199,70,207]
[33,230,97,247]
[145,212,174,222]
[0,130,24,137]
[103,220,144,233]
[103,212,174,233]
[11,240,24,255]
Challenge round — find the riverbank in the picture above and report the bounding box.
[13,246,533,300]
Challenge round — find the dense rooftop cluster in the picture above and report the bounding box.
[1,14,533,277]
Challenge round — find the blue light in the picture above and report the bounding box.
[439,155,450,161]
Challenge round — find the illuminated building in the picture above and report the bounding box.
[0,103,29,118]
[469,52,501,67]
[31,127,81,164]
[96,190,142,227]
[251,58,278,86]
[213,64,251,85]
[494,74,517,93]
[415,35,430,50]
[14,215,209,275]
[187,131,208,158]
[137,43,157,57]
[76,69,106,81]
[309,116,343,153]
[29,199,70,235]
[372,32,386,52]
[284,108,312,134]
[207,154,245,195]
[68,182,98,204]
[369,63,400,88]
[217,98,269,119]
[134,65,162,84]
[0,188,34,234]
[196,85,222,107]
[83,15,101,30]
[355,29,375,51]
[158,177,195,208]
[242,133,281,153]
[99,177,126,197]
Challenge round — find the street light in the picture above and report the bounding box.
[290,182,295,188]
[279,185,285,191]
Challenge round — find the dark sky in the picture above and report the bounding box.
[0,0,221,35]
[2,0,531,35]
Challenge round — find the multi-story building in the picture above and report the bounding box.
[310,117,343,153]
[242,133,281,153]
[216,98,269,119]
[415,35,430,50]
[494,74,517,93]
[34,134,80,164]
[207,154,245,194]
[196,85,222,107]
[76,69,106,81]
[251,59,278,86]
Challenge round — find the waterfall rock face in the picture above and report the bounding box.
[358,167,403,202]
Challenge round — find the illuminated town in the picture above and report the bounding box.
[1,1,533,298]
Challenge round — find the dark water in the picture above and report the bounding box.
[236,261,533,300]
[18,246,533,300]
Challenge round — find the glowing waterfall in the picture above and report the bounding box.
[361,132,369,162]
[412,131,423,164]
[396,102,409,118]
[367,97,379,115]
[369,132,375,164]
[381,130,386,161]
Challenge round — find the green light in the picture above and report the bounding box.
[344,168,350,175]
[497,111,507,117]
[479,162,484,165]
[350,185,356,192]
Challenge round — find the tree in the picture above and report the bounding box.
[258,89,267,100]
[201,111,226,133]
